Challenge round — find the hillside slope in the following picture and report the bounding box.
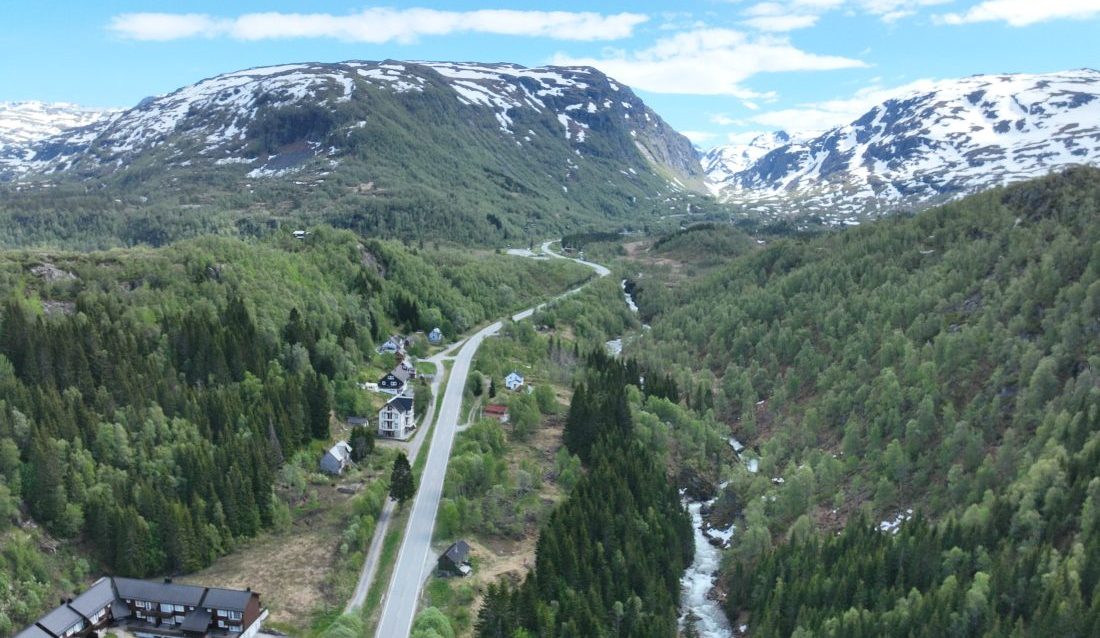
[633,167,1100,635]
[0,61,705,248]
[706,69,1100,224]
[0,101,115,149]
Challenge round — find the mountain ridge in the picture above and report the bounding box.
[0,59,707,247]
[705,68,1100,224]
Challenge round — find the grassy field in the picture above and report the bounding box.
[177,449,394,635]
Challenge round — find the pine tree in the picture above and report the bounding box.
[307,373,332,440]
[389,452,416,504]
[349,425,374,461]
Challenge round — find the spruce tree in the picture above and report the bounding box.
[389,452,416,504]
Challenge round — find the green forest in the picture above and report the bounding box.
[476,350,693,638]
[624,167,1100,635]
[0,228,589,634]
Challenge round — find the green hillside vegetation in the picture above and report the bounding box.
[629,167,1100,635]
[649,222,755,264]
[476,351,693,638]
[0,66,717,250]
[0,228,589,634]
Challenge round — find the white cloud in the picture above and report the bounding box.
[711,114,742,126]
[737,0,950,31]
[109,8,648,43]
[938,0,1100,26]
[681,130,718,143]
[553,28,866,98]
[743,14,822,31]
[726,130,771,145]
[745,78,938,132]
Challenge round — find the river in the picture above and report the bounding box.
[679,499,735,637]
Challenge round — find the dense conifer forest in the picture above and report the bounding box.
[0,228,589,634]
[476,351,692,638]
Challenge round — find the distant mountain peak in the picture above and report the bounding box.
[0,60,701,187]
[0,101,117,149]
[705,69,1100,223]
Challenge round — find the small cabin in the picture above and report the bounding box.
[320,441,353,475]
[504,371,525,391]
[437,540,472,577]
[428,327,444,344]
[483,404,509,423]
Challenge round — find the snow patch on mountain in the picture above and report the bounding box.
[705,69,1100,223]
[0,102,117,148]
[0,60,700,185]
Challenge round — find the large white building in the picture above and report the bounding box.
[378,395,415,440]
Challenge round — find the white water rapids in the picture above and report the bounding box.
[680,500,734,637]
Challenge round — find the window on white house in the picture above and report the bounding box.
[228,611,242,620]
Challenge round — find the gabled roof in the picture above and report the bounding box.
[506,371,524,381]
[443,540,470,564]
[114,577,206,606]
[36,604,83,636]
[346,416,370,426]
[383,395,414,414]
[13,624,53,638]
[180,608,213,633]
[201,587,253,612]
[326,440,352,463]
[111,599,131,620]
[385,367,412,382]
[69,577,116,618]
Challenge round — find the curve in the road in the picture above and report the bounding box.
[372,241,610,638]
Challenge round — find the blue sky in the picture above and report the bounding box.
[2,1,1098,147]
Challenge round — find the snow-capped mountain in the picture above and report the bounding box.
[702,131,802,192]
[0,101,116,149]
[0,60,700,185]
[706,69,1100,223]
[0,60,705,243]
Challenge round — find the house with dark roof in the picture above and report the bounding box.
[378,367,412,395]
[320,441,353,475]
[201,587,263,634]
[437,540,472,577]
[13,576,115,638]
[14,577,265,638]
[378,395,415,440]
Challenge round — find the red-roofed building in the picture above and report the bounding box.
[483,404,509,423]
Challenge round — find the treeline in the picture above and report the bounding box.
[476,350,692,637]
[730,386,1100,636]
[0,227,589,632]
[629,167,1100,634]
[561,231,623,251]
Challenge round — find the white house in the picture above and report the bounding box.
[378,335,406,355]
[378,395,415,440]
[428,327,444,344]
[320,441,353,475]
[505,371,525,391]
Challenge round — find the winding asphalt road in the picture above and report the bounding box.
[372,241,609,638]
